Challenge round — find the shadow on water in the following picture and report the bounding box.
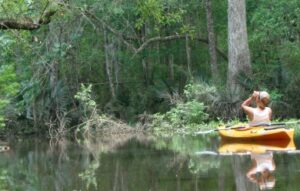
[0,133,299,190]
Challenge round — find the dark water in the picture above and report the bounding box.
[0,134,299,191]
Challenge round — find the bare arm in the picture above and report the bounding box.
[246,161,258,183]
[241,91,260,121]
[241,96,255,121]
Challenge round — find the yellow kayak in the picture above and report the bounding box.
[218,124,294,141]
[219,139,296,154]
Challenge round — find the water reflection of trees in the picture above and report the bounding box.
[76,135,220,190]
[77,132,154,190]
[231,155,259,191]
[0,135,300,190]
[0,133,148,191]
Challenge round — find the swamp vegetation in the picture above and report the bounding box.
[0,0,300,135]
[1,1,300,190]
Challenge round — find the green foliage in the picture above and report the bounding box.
[75,84,96,116]
[188,155,220,174]
[0,169,9,190]
[135,0,185,31]
[78,161,99,190]
[152,134,221,175]
[249,0,300,43]
[74,84,98,132]
[247,0,300,118]
[150,82,210,131]
[165,101,208,126]
[268,89,283,102]
[184,82,217,102]
[0,64,20,127]
[0,0,300,135]
[0,65,19,96]
[182,82,236,120]
[0,0,49,17]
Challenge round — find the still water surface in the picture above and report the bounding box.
[0,134,299,191]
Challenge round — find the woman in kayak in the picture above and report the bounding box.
[241,91,272,127]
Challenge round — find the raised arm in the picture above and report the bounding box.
[241,91,258,121]
[246,159,258,183]
[246,166,258,183]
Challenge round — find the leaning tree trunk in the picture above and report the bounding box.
[205,0,220,84]
[227,0,252,101]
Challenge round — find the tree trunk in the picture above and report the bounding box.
[185,34,192,79]
[141,23,152,86]
[218,160,225,191]
[176,172,181,191]
[231,156,259,191]
[205,0,220,83]
[194,175,198,191]
[0,9,56,30]
[227,0,252,101]
[113,160,120,191]
[114,40,121,92]
[49,60,59,121]
[103,29,116,99]
[168,53,175,83]
[142,58,150,86]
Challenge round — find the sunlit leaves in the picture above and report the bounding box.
[0,65,19,96]
[0,34,14,46]
[184,82,217,102]
[78,161,100,190]
[0,65,20,127]
[150,82,211,131]
[75,84,96,111]
[0,0,49,18]
[135,0,185,32]
[249,0,300,43]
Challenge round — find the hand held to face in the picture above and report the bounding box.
[252,91,259,99]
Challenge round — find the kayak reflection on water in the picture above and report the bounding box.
[218,140,296,190]
[246,151,275,190]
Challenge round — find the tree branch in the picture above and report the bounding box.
[134,35,228,60]
[84,9,228,60]
[0,10,56,30]
[83,10,138,53]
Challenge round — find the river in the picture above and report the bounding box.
[0,133,299,191]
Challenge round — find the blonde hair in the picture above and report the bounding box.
[259,91,270,106]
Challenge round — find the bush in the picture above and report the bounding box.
[150,82,210,131]
[165,101,208,127]
[150,100,208,131]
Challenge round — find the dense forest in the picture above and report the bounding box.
[0,0,300,134]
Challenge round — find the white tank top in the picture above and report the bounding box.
[249,107,271,127]
[251,153,275,172]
